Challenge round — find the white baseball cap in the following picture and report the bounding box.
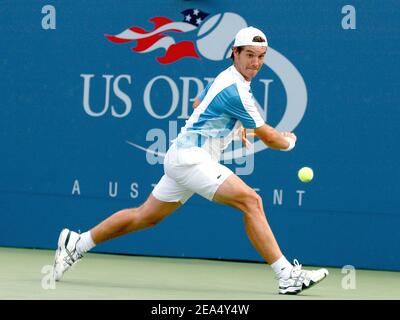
[233,26,268,47]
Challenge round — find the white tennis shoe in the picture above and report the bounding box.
[53,228,83,281]
[278,259,329,295]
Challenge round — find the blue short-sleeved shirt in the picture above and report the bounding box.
[173,65,265,160]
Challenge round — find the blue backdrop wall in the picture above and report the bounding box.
[1,0,399,271]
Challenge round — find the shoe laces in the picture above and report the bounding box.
[63,238,83,266]
[64,248,81,263]
[291,259,304,276]
[293,259,302,268]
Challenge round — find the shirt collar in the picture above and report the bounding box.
[231,65,251,86]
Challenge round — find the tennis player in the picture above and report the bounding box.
[53,26,328,295]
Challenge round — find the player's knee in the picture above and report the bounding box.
[123,208,141,227]
[238,190,263,215]
[135,206,164,228]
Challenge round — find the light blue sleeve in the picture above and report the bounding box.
[223,85,265,129]
[227,95,258,128]
[197,80,214,101]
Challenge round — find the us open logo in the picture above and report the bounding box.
[82,9,307,163]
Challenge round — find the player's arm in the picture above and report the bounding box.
[229,88,296,150]
[193,81,214,109]
[192,98,201,109]
[254,124,297,151]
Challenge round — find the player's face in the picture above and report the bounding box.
[233,46,267,81]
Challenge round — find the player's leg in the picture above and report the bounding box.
[90,173,192,244]
[90,194,181,244]
[53,174,192,281]
[53,195,180,281]
[164,150,283,265]
[213,174,328,294]
[166,148,329,295]
[212,174,282,264]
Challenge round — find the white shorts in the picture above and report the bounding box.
[152,143,233,204]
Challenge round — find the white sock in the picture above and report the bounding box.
[76,231,96,255]
[271,256,293,279]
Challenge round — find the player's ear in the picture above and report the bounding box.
[231,47,239,60]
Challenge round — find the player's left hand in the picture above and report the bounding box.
[281,131,297,142]
[241,127,256,148]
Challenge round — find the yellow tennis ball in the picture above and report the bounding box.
[298,167,314,183]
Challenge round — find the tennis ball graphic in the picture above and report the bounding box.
[196,13,247,61]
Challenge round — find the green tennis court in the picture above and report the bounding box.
[1,247,399,300]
